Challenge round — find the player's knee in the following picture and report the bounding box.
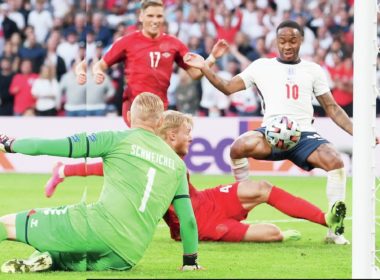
[256,180,272,200]
[325,154,344,171]
[230,138,245,159]
[265,224,282,241]
[317,145,345,170]
[244,180,272,204]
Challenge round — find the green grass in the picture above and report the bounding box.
[0,173,354,279]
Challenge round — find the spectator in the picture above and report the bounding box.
[316,25,333,50]
[56,29,79,69]
[234,31,261,62]
[262,1,282,33]
[88,12,112,48]
[50,0,74,20]
[6,1,26,31]
[328,55,353,117]
[0,3,19,41]
[63,12,86,42]
[167,7,193,44]
[31,64,60,116]
[294,15,315,59]
[9,59,38,116]
[86,59,115,116]
[59,60,86,116]
[229,86,261,117]
[85,30,96,61]
[200,63,230,117]
[18,25,46,73]
[175,68,200,115]
[27,0,53,44]
[44,37,67,81]
[2,40,20,73]
[0,57,15,116]
[167,65,180,111]
[188,36,206,57]
[240,0,260,41]
[209,2,243,44]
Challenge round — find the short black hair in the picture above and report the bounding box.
[276,20,304,37]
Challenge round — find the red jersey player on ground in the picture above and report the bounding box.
[44,110,346,243]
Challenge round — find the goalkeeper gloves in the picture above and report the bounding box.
[0,134,15,153]
[181,253,202,271]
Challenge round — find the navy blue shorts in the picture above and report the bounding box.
[256,127,330,171]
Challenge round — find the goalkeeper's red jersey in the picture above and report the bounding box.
[103,31,189,108]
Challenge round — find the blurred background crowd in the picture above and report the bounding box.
[0,0,378,118]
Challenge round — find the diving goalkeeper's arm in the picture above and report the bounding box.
[172,171,202,271]
[0,132,112,158]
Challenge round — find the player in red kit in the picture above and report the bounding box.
[91,0,227,119]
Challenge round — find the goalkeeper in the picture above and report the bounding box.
[0,93,201,273]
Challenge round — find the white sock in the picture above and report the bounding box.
[326,167,346,208]
[326,167,346,236]
[230,158,249,182]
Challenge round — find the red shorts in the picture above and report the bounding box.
[193,182,249,242]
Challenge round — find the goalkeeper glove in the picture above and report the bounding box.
[181,253,202,271]
[0,134,15,153]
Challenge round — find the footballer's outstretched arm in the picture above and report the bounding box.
[185,39,230,80]
[0,131,117,158]
[184,52,245,96]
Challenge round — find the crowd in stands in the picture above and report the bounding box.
[0,0,376,117]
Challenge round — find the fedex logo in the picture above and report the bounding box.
[185,119,262,173]
[184,118,304,174]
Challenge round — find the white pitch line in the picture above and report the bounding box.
[158,216,357,228]
[242,216,353,224]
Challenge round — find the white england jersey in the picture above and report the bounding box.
[238,58,330,131]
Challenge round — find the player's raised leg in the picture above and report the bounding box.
[238,180,347,232]
[307,144,349,245]
[45,162,104,197]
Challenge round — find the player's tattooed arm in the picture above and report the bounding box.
[183,52,245,96]
[202,65,246,96]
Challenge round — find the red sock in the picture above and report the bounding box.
[267,186,327,226]
[63,162,104,177]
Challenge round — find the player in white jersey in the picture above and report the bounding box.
[183,20,375,245]
[238,57,330,131]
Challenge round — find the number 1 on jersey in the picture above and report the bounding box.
[149,52,161,68]
[139,167,157,212]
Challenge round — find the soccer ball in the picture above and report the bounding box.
[265,116,301,151]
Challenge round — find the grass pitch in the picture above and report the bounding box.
[0,173,354,279]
